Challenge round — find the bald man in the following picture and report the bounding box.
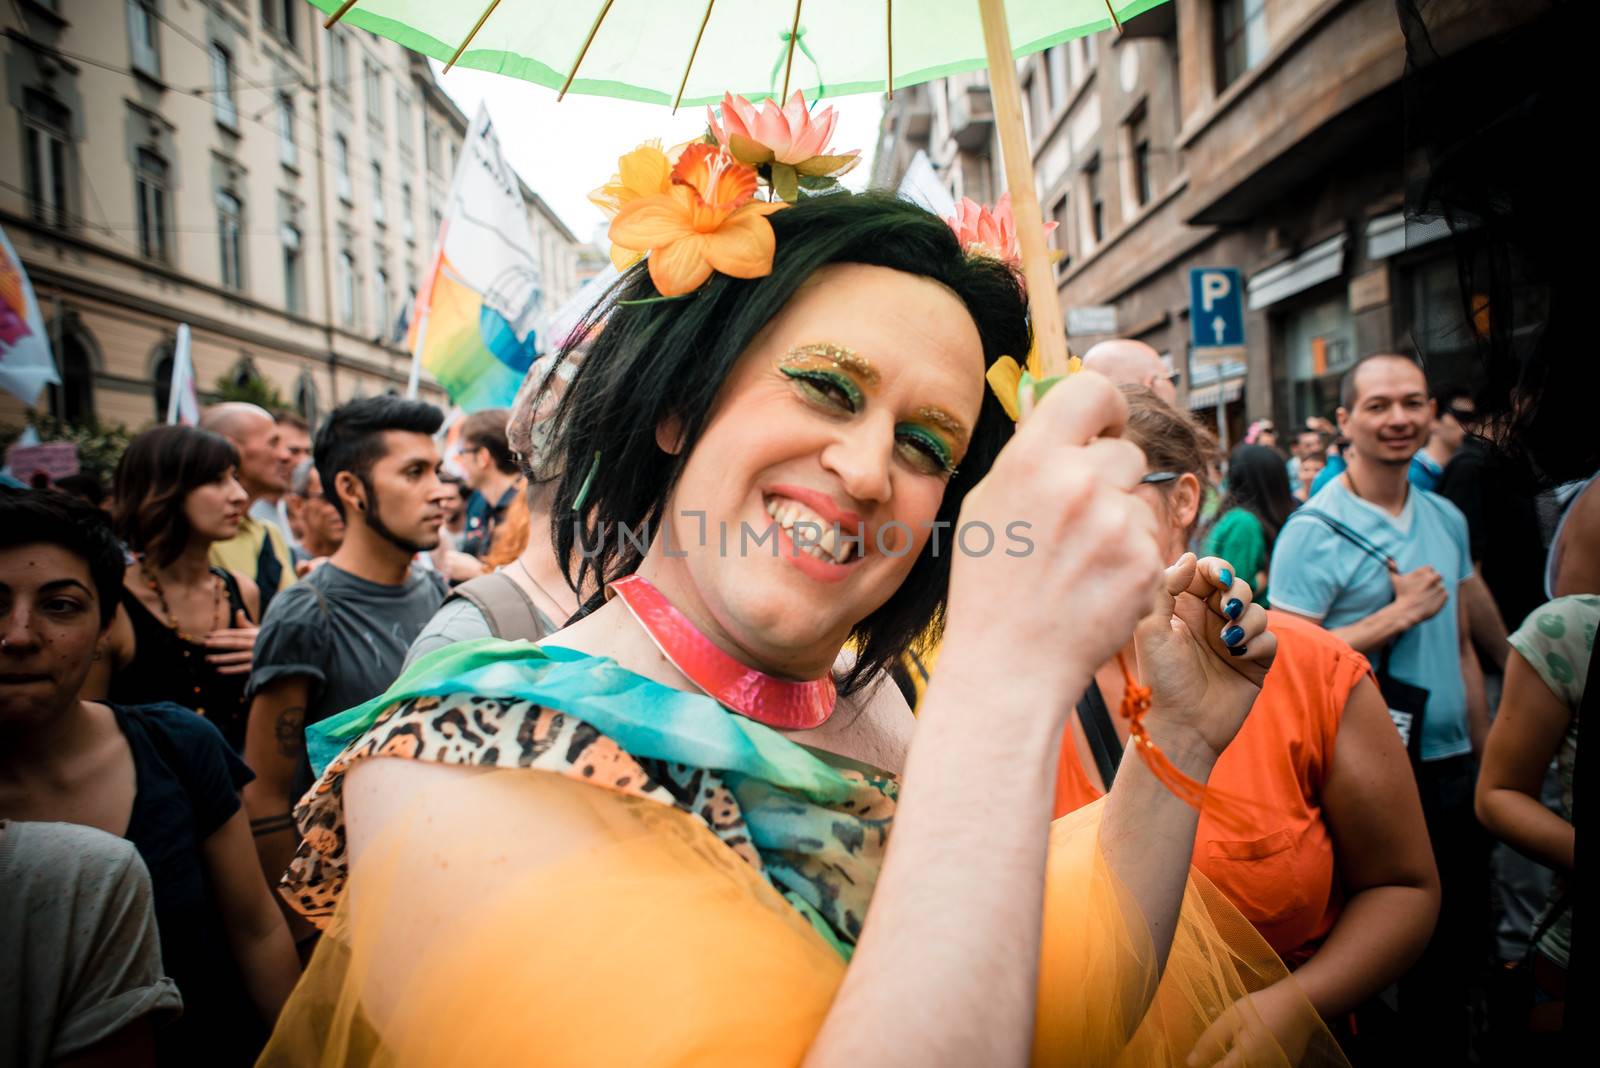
[1080,339,1178,405]
[202,402,297,614]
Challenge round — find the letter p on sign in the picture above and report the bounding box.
[1188,267,1245,350]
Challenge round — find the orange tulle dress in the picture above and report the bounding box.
[260,641,1348,1067]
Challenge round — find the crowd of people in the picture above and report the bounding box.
[2,196,1586,1066]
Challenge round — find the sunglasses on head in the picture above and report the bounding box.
[1141,471,1180,485]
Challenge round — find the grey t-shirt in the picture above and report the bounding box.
[249,561,447,732]
[1,820,183,1068]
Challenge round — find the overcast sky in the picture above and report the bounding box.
[430,60,886,244]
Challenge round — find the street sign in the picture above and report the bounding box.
[1067,305,1117,336]
[1188,267,1245,349]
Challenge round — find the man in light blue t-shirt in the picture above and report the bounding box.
[1269,353,1488,1061]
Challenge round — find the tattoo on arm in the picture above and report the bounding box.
[275,705,307,759]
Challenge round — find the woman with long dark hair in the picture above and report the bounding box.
[85,426,261,752]
[1206,443,1299,606]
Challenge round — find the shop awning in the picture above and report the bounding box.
[1186,360,1247,411]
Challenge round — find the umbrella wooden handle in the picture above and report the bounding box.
[976,0,1071,379]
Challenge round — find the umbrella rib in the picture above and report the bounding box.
[1103,1,1123,33]
[561,0,618,101]
[780,0,803,102]
[886,0,893,99]
[673,0,718,114]
[322,0,360,29]
[445,0,505,73]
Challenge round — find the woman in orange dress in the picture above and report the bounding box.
[1056,388,1440,1051]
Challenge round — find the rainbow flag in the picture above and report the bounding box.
[406,105,542,412]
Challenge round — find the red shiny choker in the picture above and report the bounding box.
[610,574,837,730]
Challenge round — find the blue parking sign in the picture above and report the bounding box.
[1189,268,1245,349]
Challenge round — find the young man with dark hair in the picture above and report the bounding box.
[242,398,450,935]
[1270,353,1489,1058]
[455,408,521,558]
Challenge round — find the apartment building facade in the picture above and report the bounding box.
[876,0,1547,445]
[2,0,583,432]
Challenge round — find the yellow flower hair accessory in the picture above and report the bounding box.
[985,339,1082,422]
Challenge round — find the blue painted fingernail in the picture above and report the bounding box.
[1225,598,1244,620]
[1218,567,1233,588]
[1229,644,1249,657]
[1222,625,1245,647]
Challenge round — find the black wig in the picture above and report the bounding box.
[542,192,1031,694]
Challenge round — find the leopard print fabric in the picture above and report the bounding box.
[281,690,899,958]
[282,692,760,928]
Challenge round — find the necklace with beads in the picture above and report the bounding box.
[140,559,222,717]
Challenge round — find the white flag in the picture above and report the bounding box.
[166,323,199,426]
[0,224,60,407]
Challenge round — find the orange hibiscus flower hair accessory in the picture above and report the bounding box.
[603,143,787,298]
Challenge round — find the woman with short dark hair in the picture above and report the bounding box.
[0,488,298,1066]
[260,191,1344,1065]
[84,425,261,752]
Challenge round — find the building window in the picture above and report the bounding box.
[373,263,391,339]
[23,90,72,228]
[329,31,349,93]
[1216,0,1267,91]
[1084,32,1098,68]
[1047,46,1069,113]
[364,60,383,126]
[152,349,175,420]
[1050,193,1072,270]
[401,180,415,242]
[1085,155,1104,246]
[210,42,237,129]
[277,93,297,168]
[334,133,352,201]
[263,0,296,48]
[429,206,443,243]
[134,147,170,263]
[425,120,443,176]
[1019,74,1037,147]
[47,324,95,426]
[371,162,385,225]
[395,90,413,151]
[127,0,160,78]
[281,221,303,315]
[217,188,244,291]
[1127,104,1152,208]
[337,248,357,326]
[294,370,319,425]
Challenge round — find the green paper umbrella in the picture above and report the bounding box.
[313,0,1172,375]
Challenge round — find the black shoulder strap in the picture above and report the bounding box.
[446,571,546,641]
[1292,507,1395,569]
[211,566,251,624]
[1076,681,1123,790]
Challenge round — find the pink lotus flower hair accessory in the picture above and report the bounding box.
[708,91,860,203]
[946,192,1058,268]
